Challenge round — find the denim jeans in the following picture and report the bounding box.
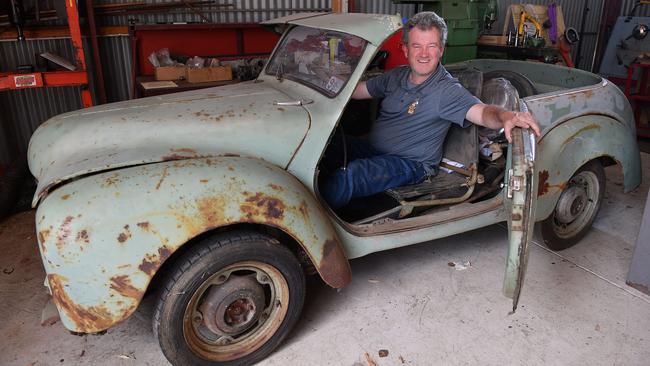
[321,135,427,209]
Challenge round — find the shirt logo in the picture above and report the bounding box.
[407,99,419,115]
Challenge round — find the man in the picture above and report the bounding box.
[322,11,540,209]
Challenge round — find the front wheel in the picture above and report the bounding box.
[540,160,605,250]
[153,232,306,366]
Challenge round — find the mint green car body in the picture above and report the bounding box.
[28,13,641,334]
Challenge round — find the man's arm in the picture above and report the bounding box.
[352,81,373,100]
[465,104,541,143]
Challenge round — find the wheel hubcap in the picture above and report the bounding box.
[183,261,290,362]
[199,275,265,336]
[555,186,588,224]
[551,170,601,239]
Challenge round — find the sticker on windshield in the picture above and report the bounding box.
[325,76,344,93]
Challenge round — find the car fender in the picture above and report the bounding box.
[534,115,642,220]
[36,157,350,333]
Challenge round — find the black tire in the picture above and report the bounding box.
[540,160,606,251]
[483,70,537,97]
[153,231,306,366]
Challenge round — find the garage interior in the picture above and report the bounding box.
[1,1,650,365]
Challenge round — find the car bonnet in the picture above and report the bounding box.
[28,81,310,206]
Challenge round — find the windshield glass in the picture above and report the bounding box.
[265,26,367,97]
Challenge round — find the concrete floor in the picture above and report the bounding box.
[1,154,649,366]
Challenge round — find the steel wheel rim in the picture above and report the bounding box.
[183,261,289,362]
[551,170,600,239]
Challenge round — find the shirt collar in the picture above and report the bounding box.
[400,63,445,91]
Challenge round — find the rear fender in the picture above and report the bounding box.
[535,115,642,220]
[36,157,349,333]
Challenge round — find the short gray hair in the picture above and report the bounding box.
[401,11,448,46]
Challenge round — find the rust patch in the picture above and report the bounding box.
[277,107,285,112]
[197,196,227,227]
[228,166,235,171]
[110,275,143,299]
[138,246,172,276]
[155,166,170,190]
[56,216,74,250]
[39,228,51,244]
[161,153,185,161]
[200,179,210,183]
[62,194,71,200]
[298,201,310,221]
[241,192,285,220]
[137,222,150,230]
[318,239,351,288]
[101,173,121,188]
[537,170,567,196]
[47,274,115,332]
[117,225,132,244]
[171,148,197,155]
[76,230,90,244]
[563,124,601,147]
[268,183,283,192]
[538,170,550,196]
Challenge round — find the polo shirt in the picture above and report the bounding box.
[366,64,481,174]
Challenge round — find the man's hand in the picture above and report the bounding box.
[498,109,541,142]
[466,104,541,143]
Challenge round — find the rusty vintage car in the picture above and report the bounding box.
[28,12,641,366]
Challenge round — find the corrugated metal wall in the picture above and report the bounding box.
[0,0,628,167]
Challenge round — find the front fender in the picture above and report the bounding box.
[535,115,642,220]
[36,157,350,333]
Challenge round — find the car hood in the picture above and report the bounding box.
[28,81,310,206]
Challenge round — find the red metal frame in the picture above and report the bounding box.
[0,0,93,108]
[624,63,650,138]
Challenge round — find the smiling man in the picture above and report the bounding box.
[322,11,540,209]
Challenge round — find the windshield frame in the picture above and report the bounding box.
[264,25,368,98]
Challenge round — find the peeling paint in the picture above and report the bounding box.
[76,230,90,244]
[241,192,285,220]
[138,246,172,276]
[48,274,115,332]
[319,239,351,289]
[56,216,74,250]
[117,225,132,243]
[110,275,143,299]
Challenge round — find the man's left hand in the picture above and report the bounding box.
[500,110,541,143]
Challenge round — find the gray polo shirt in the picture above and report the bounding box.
[366,64,480,174]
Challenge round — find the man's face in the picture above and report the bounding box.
[401,27,444,83]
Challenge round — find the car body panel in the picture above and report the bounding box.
[533,115,641,220]
[36,157,349,333]
[28,13,642,336]
[28,81,310,206]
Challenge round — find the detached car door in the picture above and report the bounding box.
[503,126,537,311]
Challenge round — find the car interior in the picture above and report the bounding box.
[317,64,538,228]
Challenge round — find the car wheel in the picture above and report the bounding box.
[483,70,537,97]
[540,160,605,251]
[153,231,306,366]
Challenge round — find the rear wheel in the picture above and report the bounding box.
[540,161,605,250]
[153,232,305,366]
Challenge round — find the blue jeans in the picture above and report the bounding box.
[321,135,427,209]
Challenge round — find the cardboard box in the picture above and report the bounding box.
[154,66,186,81]
[186,66,232,83]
